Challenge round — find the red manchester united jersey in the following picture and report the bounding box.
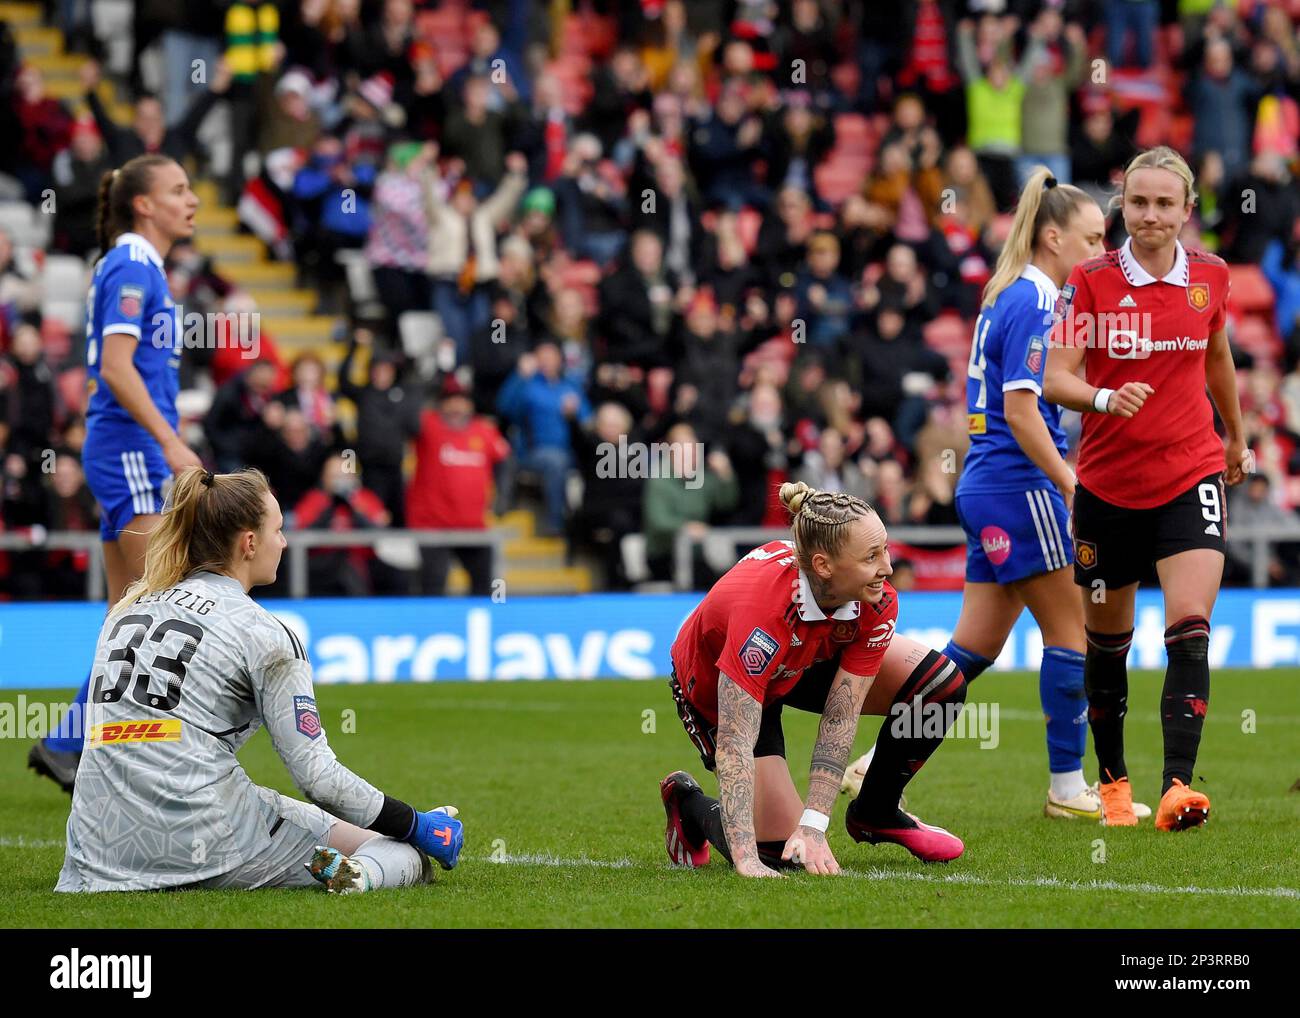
[1051,239,1229,509]
[670,540,899,724]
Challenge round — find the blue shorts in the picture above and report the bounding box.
[955,488,1073,584]
[83,435,172,541]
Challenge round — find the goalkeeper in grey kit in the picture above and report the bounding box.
[56,466,462,894]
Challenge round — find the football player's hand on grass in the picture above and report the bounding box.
[734,856,785,879]
[783,827,840,876]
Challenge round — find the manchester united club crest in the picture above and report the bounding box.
[1075,540,1097,569]
[1187,283,1210,311]
[830,620,858,643]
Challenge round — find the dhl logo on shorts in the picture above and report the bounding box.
[89,719,182,745]
[968,413,987,435]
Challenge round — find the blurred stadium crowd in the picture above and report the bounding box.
[3,0,1300,599]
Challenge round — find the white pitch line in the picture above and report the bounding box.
[0,837,62,848]
[840,866,1300,900]
[486,852,634,869]
[485,854,1299,898]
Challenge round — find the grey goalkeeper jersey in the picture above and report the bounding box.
[56,570,384,891]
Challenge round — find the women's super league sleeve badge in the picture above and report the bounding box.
[1052,283,1076,325]
[294,695,322,739]
[739,627,780,676]
[1026,336,1045,375]
[1187,283,1210,311]
[118,284,145,318]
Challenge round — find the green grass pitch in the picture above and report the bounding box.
[2,670,1298,928]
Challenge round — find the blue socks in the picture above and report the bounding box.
[1040,646,1087,773]
[44,672,92,754]
[941,640,993,684]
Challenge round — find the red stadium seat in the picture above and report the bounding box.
[735,207,761,254]
[923,314,972,357]
[1233,314,1280,361]
[1229,264,1275,314]
[56,366,86,416]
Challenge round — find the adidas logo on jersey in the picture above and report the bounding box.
[1118,294,1137,307]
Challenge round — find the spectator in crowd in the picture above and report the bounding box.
[1017,11,1088,187]
[794,231,855,356]
[204,359,282,472]
[366,140,433,330]
[248,404,331,516]
[291,452,392,596]
[0,230,40,331]
[406,373,510,596]
[569,401,644,589]
[258,68,322,157]
[51,117,112,258]
[1227,473,1300,585]
[795,426,873,505]
[38,451,99,599]
[1106,0,1160,69]
[1070,99,1138,203]
[596,230,684,370]
[80,58,230,167]
[687,78,767,210]
[956,17,1028,211]
[1186,37,1262,180]
[642,422,737,587]
[469,288,527,415]
[1262,240,1300,361]
[441,74,527,188]
[426,146,529,361]
[0,321,56,463]
[721,381,797,527]
[554,133,630,267]
[497,340,591,537]
[446,0,532,109]
[13,66,73,202]
[275,352,340,448]
[337,328,419,526]
[1219,153,1300,265]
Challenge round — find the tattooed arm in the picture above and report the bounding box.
[784,667,874,875]
[715,671,782,878]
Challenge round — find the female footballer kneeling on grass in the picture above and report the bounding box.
[660,482,968,877]
[56,466,463,893]
[1043,146,1250,831]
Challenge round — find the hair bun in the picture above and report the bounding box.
[779,480,816,516]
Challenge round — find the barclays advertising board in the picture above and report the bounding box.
[3,590,1300,689]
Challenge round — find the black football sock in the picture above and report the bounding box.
[1085,627,1132,783]
[1161,616,1211,794]
[757,840,802,871]
[852,650,966,823]
[679,788,731,863]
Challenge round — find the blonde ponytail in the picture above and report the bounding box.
[110,467,272,618]
[983,166,1097,308]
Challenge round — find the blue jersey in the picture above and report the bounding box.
[957,265,1068,495]
[84,232,179,440]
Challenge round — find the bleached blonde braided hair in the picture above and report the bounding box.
[779,480,877,573]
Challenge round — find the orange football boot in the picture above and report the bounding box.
[1155,778,1210,832]
[1097,773,1138,826]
